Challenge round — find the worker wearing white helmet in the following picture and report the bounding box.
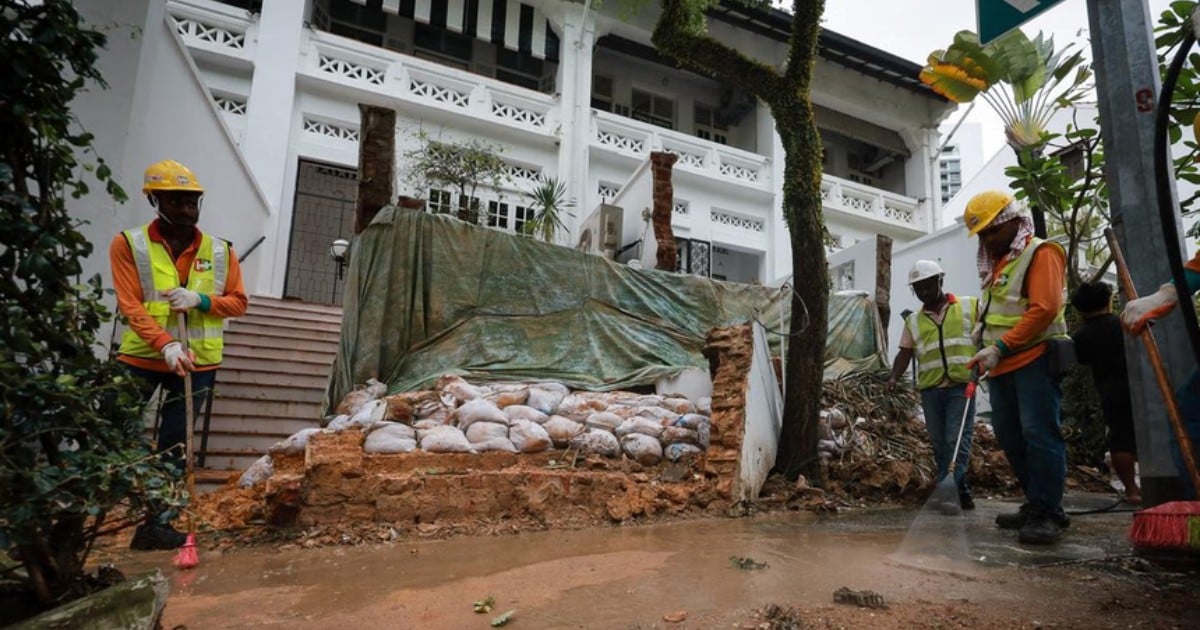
[888,259,980,513]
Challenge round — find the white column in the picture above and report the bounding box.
[552,8,596,240]
[761,104,790,284]
[242,0,308,294]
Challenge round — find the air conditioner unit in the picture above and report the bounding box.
[574,203,624,259]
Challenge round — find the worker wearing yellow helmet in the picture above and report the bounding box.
[963,190,1070,545]
[109,159,247,551]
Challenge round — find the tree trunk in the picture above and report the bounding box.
[651,151,679,271]
[875,234,893,345]
[355,104,396,234]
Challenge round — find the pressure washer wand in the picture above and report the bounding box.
[947,369,986,474]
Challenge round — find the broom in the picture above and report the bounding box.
[173,310,200,569]
[1105,228,1200,552]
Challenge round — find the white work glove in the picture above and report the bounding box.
[161,341,196,376]
[163,288,202,312]
[967,345,1001,373]
[1120,282,1178,335]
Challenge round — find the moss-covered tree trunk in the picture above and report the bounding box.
[654,0,827,480]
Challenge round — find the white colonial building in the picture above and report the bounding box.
[72,0,954,305]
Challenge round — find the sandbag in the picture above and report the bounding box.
[454,398,507,431]
[697,397,713,415]
[366,421,416,440]
[635,406,679,425]
[672,413,710,431]
[327,416,353,432]
[465,420,509,443]
[415,401,451,424]
[661,426,700,446]
[664,442,702,462]
[509,418,552,453]
[558,394,607,420]
[661,397,697,415]
[238,455,273,488]
[504,404,548,424]
[436,374,484,405]
[383,395,415,423]
[526,386,567,415]
[615,416,663,439]
[269,427,322,455]
[568,428,620,458]
[621,433,663,465]
[585,411,623,433]
[364,424,419,454]
[471,436,519,453]
[418,425,476,453]
[349,399,388,429]
[413,418,446,431]
[335,390,372,416]
[543,415,585,447]
[487,388,529,408]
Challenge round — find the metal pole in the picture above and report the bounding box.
[1087,0,1196,505]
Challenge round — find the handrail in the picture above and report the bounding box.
[238,234,266,262]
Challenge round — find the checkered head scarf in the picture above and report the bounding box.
[976,200,1035,286]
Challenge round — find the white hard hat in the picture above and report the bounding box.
[908,259,944,284]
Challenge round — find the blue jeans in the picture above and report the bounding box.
[921,384,975,498]
[122,363,216,476]
[987,353,1066,516]
[1171,369,1200,498]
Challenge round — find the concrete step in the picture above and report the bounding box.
[222,332,339,354]
[213,396,325,421]
[218,382,324,405]
[250,295,344,314]
[227,319,341,343]
[231,315,342,338]
[203,414,321,437]
[218,368,329,390]
[222,344,334,366]
[221,354,331,377]
[246,299,344,324]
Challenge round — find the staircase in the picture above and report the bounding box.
[196,296,342,487]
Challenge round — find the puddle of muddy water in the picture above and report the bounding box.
[117,511,1063,629]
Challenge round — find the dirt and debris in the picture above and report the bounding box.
[832,586,888,609]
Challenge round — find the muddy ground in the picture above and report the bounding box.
[97,493,1200,629]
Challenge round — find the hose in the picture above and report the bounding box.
[1153,24,1200,366]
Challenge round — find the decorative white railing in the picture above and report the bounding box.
[821,174,925,231]
[166,0,254,60]
[213,95,247,115]
[502,162,542,185]
[711,209,765,232]
[299,30,557,137]
[302,117,359,143]
[591,111,771,190]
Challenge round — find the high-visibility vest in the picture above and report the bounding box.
[118,225,229,366]
[981,237,1068,350]
[905,295,978,390]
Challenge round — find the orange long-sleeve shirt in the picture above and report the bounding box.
[110,220,248,373]
[988,243,1066,377]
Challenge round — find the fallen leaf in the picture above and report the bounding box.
[474,595,496,614]
[663,610,688,623]
[491,609,516,627]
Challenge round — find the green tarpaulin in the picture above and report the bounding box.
[326,207,886,411]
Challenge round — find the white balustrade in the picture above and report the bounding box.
[302,117,359,143]
[167,0,254,59]
[710,209,765,232]
[820,174,924,231]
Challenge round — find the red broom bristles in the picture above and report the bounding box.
[1129,501,1200,551]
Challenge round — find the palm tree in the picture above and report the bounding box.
[523,177,575,243]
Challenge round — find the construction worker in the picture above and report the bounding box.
[109,159,247,550]
[1119,250,1200,498]
[964,190,1071,545]
[1070,281,1141,505]
[887,260,979,512]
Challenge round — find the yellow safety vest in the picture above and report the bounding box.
[118,225,230,366]
[905,295,978,390]
[981,237,1068,350]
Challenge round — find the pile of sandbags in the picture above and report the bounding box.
[238,375,713,488]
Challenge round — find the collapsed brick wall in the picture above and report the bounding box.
[256,323,762,531]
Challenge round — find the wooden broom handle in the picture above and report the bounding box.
[1105,228,1200,491]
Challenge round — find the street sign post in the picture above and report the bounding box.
[977,0,1067,44]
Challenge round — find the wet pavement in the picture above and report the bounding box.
[110,492,1182,629]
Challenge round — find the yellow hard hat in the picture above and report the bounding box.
[141,159,204,196]
[963,190,1014,236]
